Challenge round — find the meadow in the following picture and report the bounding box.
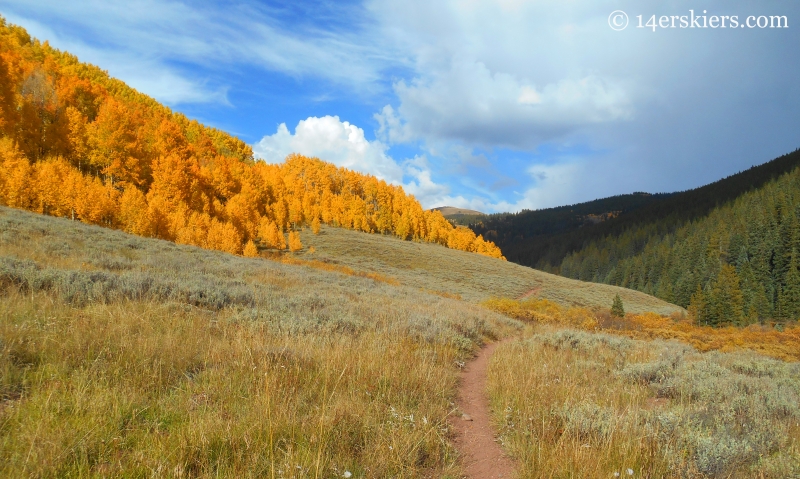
[0,206,521,477]
[2,205,799,478]
[296,226,681,315]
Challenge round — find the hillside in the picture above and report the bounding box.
[295,223,682,315]
[475,149,800,271]
[471,192,670,264]
[0,17,502,260]
[0,204,519,477]
[559,160,800,326]
[430,206,485,217]
[2,205,799,478]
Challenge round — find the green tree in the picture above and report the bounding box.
[611,294,625,318]
[708,264,745,326]
[779,249,800,320]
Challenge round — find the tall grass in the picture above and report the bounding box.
[0,206,522,477]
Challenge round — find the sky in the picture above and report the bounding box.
[2,0,799,213]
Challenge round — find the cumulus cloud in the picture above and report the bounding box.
[254,116,405,184]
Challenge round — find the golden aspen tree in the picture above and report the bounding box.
[287,230,303,252]
[258,218,285,250]
[311,216,321,234]
[118,187,150,236]
[0,138,35,208]
[243,239,259,257]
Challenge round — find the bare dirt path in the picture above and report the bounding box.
[451,339,516,478]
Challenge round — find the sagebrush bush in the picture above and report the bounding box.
[0,206,524,477]
[489,328,800,478]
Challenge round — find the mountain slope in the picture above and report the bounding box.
[295,221,682,315]
[0,17,502,259]
[0,205,519,477]
[559,160,800,325]
[471,192,670,264]
[474,149,800,271]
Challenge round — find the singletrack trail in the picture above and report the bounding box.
[451,340,515,478]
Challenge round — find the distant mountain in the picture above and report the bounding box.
[472,148,800,325]
[431,206,486,217]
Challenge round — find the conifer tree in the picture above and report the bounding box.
[611,294,625,318]
[709,264,745,326]
[779,249,800,320]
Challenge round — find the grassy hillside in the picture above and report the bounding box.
[294,224,683,315]
[489,329,800,478]
[0,205,521,477]
[3,206,799,478]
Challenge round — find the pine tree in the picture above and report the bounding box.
[690,284,709,326]
[611,294,625,318]
[709,264,745,326]
[779,249,800,320]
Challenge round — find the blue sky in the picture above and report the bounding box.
[2,0,799,212]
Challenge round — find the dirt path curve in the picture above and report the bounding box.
[451,339,515,478]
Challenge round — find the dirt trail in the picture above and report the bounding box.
[451,340,515,478]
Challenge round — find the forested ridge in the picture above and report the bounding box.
[560,158,800,326]
[473,149,800,326]
[0,18,503,259]
[470,192,671,265]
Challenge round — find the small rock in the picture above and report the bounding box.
[461,413,473,421]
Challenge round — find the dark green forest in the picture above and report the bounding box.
[470,192,670,265]
[472,149,800,326]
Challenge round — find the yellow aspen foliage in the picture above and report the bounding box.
[0,20,505,261]
[207,219,243,255]
[243,239,259,257]
[0,138,35,209]
[258,218,286,250]
[288,230,303,252]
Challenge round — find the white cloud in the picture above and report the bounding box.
[254,116,405,184]
[379,59,632,149]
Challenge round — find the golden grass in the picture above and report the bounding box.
[8,206,798,478]
[0,206,522,477]
[482,297,800,361]
[297,226,683,315]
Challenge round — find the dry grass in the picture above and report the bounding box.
[7,205,792,479]
[482,297,800,361]
[297,226,683,315]
[488,329,800,479]
[0,206,522,477]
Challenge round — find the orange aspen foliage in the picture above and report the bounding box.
[287,230,303,252]
[258,218,286,250]
[0,19,505,261]
[243,239,259,257]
